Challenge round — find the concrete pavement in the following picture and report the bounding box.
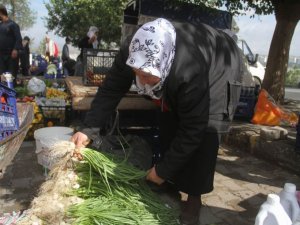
[0,141,45,214]
[223,98,300,176]
[0,139,299,224]
[1,97,300,224]
[201,146,299,225]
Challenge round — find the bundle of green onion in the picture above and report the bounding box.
[68,148,179,225]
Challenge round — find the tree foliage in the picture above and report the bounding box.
[180,0,299,102]
[44,0,299,102]
[1,0,36,30]
[285,68,300,87]
[44,0,128,46]
[179,0,275,15]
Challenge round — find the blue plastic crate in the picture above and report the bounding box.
[0,83,19,141]
[234,96,257,119]
[44,72,64,79]
[234,86,259,120]
[31,55,48,76]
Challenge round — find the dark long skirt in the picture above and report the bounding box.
[158,111,220,196]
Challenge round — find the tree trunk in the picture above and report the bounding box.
[262,3,299,103]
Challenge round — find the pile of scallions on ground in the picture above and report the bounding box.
[68,148,179,225]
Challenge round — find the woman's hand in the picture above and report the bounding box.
[71,132,90,148]
[146,166,165,185]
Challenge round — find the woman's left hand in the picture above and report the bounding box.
[146,166,165,185]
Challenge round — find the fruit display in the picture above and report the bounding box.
[17,78,71,140]
[35,96,66,125]
[17,96,35,103]
[15,84,35,103]
[23,82,70,140]
[85,70,106,86]
[44,79,53,88]
[15,86,28,98]
[25,101,44,140]
[46,87,68,99]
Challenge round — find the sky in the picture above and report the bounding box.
[22,1,300,57]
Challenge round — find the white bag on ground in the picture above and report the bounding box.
[27,77,46,95]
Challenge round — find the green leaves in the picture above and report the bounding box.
[1,0,36,30]
[285,68,300,87]
[177,0,274,15]
[43,0,277,47]
[68,148,179,225]
[44,0,128,46]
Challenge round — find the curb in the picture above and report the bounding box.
[222,122,300,176]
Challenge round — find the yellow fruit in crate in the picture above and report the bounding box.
[46,88,68,99]
[36,113,43,122]
[47,121,54,127]
[32,118,38,124]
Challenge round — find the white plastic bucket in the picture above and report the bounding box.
[34,126,74,169]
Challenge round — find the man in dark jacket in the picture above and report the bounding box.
[72,18,243,224]
[19,36,30,76]
[62,37,75,76]
[0,5,22,83]
[74,26,99,76]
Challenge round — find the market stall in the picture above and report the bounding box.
[14,76,71,139]
[65,76,156,111]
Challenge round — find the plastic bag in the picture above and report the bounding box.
[251,89,298,127]
[27,77,46,95]
[47,64,57,76]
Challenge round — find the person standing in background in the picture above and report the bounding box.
[62,37,75,76]
[78,26,99,60]
[62,37,71,76]
[19,36,30,76]
[0,4,22,84]
[74,26,99,76]
[45,35,59,62]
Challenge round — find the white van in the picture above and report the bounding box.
[237,39,265,87]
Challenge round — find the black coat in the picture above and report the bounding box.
[19,44,30,76]
[62,43,70,62]
[81,21,243,194]
[0,19,22,53]
[78,36,93,60]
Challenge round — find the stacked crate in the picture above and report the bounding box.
[83,49,118,86]
[0,83,19,141]
[234,86,260,120]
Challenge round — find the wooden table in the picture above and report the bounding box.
[65,76,156,111]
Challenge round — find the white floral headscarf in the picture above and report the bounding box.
[87,26,99,38]
[126,18,176,99]
[87,26,99,49]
